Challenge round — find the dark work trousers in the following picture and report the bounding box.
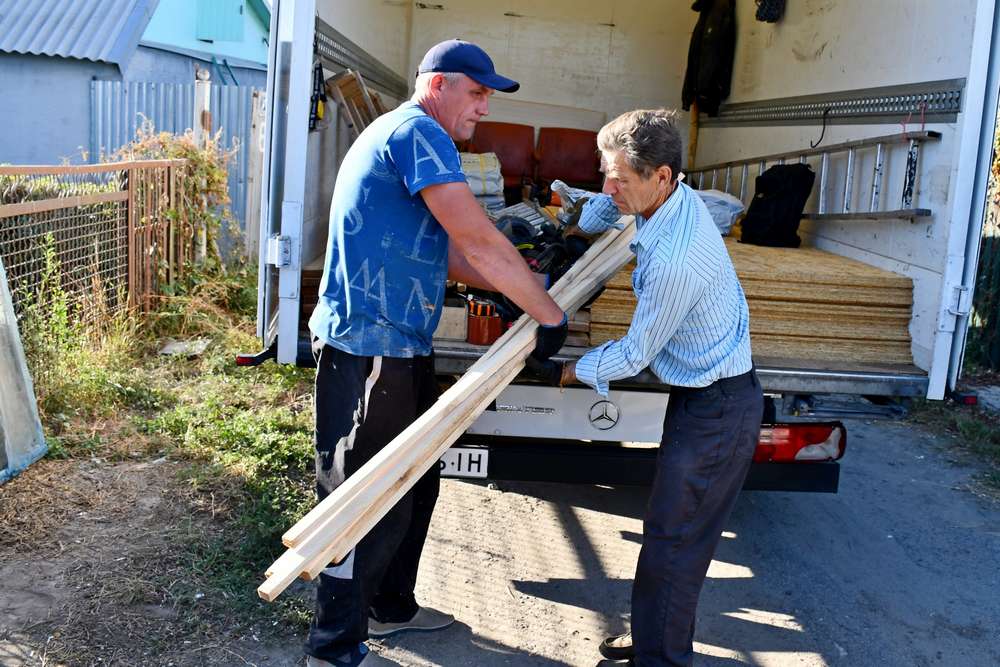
[305,342,441,665]
[632,368,764,667]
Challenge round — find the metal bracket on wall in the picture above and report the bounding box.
[702,79,965,126]
[313,17,408,100]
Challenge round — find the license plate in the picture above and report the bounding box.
[438,447,488,478]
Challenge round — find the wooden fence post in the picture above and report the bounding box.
[126,165,137,308]
[245,90,266,262]
[193,69,211,263]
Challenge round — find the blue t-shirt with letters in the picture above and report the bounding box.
[309,101,467,357]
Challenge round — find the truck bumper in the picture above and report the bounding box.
[452,438,840,493]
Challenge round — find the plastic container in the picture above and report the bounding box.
[466,313,503,345]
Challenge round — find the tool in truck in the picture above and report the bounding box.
[299,38,567,667]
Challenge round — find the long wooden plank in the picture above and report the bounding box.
[260,221,638,601]
[279,219,635,549]
[263,234,635,596]
[287,233,639,585]
[0,191,128,219]
[260,360,524,601]
[0,160,184,176]
[266,358,527,595]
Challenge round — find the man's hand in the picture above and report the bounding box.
[525,358,563,387]
[524,357,577,387]
[530,312,568,362]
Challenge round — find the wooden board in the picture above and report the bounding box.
[590,324,913,365]
[259,218,640,602]
[723,238,912,288]
[590,238,915,365]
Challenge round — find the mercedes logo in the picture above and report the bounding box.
[588,400,620,430]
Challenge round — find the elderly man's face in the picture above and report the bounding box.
[601,150,674,219]
[434,73,493,141]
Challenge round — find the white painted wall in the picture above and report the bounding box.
[406,0,697,131]
[317,0,413,80]
[695,0,980,372]
[728,0,976,102]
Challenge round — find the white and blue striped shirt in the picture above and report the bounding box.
[574,183,753,396]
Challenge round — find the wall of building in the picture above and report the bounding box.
[142,0,270,66]
[318,0,698,132]
[126,45,267,87]
[406,0,697,131]
[317,0,413,83]
[0,53,120,164]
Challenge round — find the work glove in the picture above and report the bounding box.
[530,312,568,362]
[524,357,565,387]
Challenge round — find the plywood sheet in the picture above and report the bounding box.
[590,240,915,365]
[590,324,913,365]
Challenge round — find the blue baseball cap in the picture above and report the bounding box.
[417,39,520,93]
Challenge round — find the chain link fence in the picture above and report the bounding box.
[0,160,191,322]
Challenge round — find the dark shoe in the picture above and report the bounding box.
[599,631,633,660]
[307,649,399,666]
[368,605,455,638]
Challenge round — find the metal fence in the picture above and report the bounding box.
[90,80,261,237]
[0,160,192,320]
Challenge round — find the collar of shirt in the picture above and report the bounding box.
[630,181,692,254]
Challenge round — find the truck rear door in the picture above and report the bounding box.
[257,0,315,363]
[941,0,1000,393]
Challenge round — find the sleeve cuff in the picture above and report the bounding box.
[575,343,611,397]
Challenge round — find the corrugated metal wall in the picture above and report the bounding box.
[90,80,261,237]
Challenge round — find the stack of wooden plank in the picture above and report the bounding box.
[590,238,914,365]
[259,217,638,602]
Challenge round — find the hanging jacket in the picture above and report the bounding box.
[682,0,737,117]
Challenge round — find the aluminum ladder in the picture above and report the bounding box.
[685,131,942,221]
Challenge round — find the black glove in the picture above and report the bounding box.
[530,312,568,362]
[525,356,564,387]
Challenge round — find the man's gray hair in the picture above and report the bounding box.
[413,71,464,95]
[597,109,682,180]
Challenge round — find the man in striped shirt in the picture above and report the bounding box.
[537,109,764,666]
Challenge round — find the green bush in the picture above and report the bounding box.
[113,120,238,269]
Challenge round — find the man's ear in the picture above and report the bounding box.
[429,72,448,94]
[657,164,674,186]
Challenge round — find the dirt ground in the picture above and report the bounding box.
[2,416,1000,666]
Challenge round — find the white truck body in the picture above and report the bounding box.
[254,0,1000,430]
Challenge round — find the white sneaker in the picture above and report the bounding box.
[368,605,455,638]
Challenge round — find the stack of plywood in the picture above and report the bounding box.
[590,238,914,365]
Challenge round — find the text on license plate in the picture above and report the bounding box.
[438,447,488,479]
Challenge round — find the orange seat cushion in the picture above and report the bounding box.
[536,127,602,189]
[469,121,537,188]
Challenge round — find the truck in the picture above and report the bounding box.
[243,0,1000,493]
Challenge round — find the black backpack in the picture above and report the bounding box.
[740,163,815,248]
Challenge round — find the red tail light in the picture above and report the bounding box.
[754,423,846,463]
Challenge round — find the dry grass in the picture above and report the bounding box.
[1,265,315,665]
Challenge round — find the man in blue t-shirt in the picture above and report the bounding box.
[305,40,569,667]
